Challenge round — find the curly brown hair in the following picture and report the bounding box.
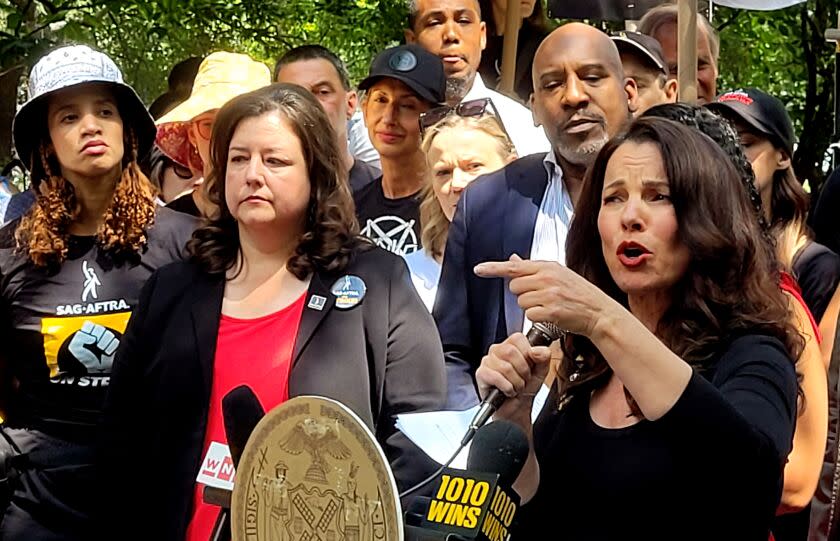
[15,128,157,268]
[187,83,361,279]
[559,117,803,411]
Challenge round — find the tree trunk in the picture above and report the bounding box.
[793,0,834,197]
[0,66,24,168]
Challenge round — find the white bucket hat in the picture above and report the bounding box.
[12,44,156,175]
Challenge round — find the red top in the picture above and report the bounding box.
[186,293,307,541]
[780,271,821,343]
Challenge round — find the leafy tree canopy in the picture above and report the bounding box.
[2,0,838,194]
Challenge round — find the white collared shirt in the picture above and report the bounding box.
[347,74,551,164]
[463,75,550,157]
[523,150,574,333]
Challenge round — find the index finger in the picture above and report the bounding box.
[474,256,542,279]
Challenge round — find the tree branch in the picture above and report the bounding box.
[15,0,35,33]
[715,10,743,33]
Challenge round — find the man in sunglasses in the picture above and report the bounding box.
[434,22,638,409]
[405,0,549,158]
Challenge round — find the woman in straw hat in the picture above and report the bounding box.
[0,44,194,539]
[155,51,271,217]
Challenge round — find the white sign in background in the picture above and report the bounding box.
[712,0,805,10]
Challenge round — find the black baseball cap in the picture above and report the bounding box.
[359,44,446,105]
[611,31,668,74]
[707,88,795,156]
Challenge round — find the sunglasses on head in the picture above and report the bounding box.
[418,98,508,136]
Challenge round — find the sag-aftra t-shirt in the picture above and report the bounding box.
[0,208,194,436]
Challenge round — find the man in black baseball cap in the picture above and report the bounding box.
[611,31,677,115]
[354,44,446,256]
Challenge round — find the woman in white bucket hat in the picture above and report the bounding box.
[0,44,194,539]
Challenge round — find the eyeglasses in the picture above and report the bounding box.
[170,162,194,180]
[418,98,509,137]
[194,118,214,140]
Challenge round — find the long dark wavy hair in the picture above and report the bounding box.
[187,83,361,279]
[763,147,810,270]
[15,97,157,268]
[707,105,809,268]
[558,117,803,412]
[643,103,770,234]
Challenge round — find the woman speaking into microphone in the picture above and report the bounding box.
[99,83,445,540]
[475,117,801,539]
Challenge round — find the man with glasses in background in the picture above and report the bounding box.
[434,22,638,408]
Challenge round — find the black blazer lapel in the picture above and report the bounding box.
[190,275,225,392]
[502,157,548,336]
[293,272,336,363]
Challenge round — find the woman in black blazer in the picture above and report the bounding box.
[99,83,446,540]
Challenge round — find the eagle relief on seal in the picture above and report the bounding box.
[232,396,402,541]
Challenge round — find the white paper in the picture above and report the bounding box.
[396,406,477,469]
[396,385,550,468]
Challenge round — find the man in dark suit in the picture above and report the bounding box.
[434,22,638,408]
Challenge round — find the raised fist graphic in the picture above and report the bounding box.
[67,321,120,374]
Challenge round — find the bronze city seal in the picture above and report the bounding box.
[231,395,403,541]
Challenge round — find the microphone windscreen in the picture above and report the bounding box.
[404,496,432,527]
[466,420,529,488]
[221,385,265,467]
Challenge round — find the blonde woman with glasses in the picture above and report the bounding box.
[406,108,517,311]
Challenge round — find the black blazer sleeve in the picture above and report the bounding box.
[377,254,447,497]
[97,269,160,532]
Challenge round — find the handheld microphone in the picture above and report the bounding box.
[407,420,530,541]
[463,322,564,446]
[208,385,266,541]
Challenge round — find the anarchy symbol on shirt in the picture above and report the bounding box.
[361,216,418,256]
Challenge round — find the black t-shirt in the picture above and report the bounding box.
[517,334,797,541]
[349,158,379,195]
[792,240,840,322]
[353,176,422,256]
[812,167,840,256]
[0,207,195,438]
[166,191,201,217]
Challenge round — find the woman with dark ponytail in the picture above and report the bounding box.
[0,45,194,540]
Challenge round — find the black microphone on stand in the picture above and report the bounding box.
[208,385,266,541]
[462,321,564,446]
[404,420,530,540]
